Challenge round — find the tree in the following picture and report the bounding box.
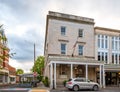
[16,69,24,75]
[32,56,44,75]
[32,56,44,81]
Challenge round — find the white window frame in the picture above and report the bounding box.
[78,29,83,37]
[61,43,66,55]
[78,45,83,55]
[61,26,66,36]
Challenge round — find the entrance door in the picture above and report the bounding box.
[105,72,117,86]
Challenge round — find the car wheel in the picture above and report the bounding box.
[68,88,72,91]
[93,85,98,91]
[73,85,79,91]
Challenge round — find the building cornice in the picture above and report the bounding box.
[95,26,120,33]
[48,11,95,25]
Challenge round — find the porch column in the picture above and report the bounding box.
[70,64,73,79]
[85,64,88,80]
[54,63,56,89]
[99,65,102,86]
[50,63,53,89]
[102,65,105,88]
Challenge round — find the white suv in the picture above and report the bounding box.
[66,78,100,91]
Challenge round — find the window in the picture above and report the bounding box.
[101,35,104,48]
[112,36,119,50]
[97,52,108,64]
[98,35,100,48]
[74,78,85,82]
[78,45,83,55]
[97,35,108,49]
[59,64,67,75]
[102,52,104,61]
[61,26,66,36]
[61,43,66,54]
[105,36,108,48]
[115,54,117,64]
[78,29,83,37]
[112,53,114,64]
[112,53,119,64]
[98,52,100,61]
[112,37,114,50]
[5,75,8,82]
[105,52,108,64]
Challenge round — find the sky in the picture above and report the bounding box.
[0,0,120,73]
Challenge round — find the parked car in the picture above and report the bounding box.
[66,78,100,91]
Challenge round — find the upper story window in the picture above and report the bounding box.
[61,43,66,54]
[78,29,83,37]
[97,35,108,49]
[78,45,83,55]
[112,36,120,51]
[61,26,66,36]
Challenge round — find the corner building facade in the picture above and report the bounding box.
[44,11,120,89]
[95,27,120,86]
[0,29,16,85]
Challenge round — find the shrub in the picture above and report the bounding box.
[42,76,49,87]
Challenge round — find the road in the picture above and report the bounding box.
[0,88,49,92]
[50,87,120,92]
[0,83,49,92]
[0,88,31,92]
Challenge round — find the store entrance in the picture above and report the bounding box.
[105,72,119,86]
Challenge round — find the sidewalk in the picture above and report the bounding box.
[31,84,50,92]
[31,89,49,92]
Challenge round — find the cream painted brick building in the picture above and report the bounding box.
[44,11,120,89]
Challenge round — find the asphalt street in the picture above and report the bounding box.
[50,87,120,92]
[0,88,31,92]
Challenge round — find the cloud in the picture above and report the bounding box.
[1,0,120,72]
[7,26,44,61]
[9,58,34,73]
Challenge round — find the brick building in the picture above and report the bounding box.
[0,27,16,85]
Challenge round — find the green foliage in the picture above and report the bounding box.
[63,80,67,86]
[32,56,44,75]
[37,75,43,82]
[0,24,16,64]
[42,76,49,87]
[16,69,24,75]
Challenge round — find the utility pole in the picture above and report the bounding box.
[33,43,36,83]
[34,43,36,63]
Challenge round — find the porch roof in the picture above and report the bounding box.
[104,64,120,71]
[48,56,104,65]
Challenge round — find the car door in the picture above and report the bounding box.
[74,78,86,89]
[85,79,93,89]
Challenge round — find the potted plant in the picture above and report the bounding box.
[63,80,67,87]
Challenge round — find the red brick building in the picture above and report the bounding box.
[0,29,16,85]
